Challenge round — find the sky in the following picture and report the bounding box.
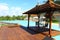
[0,0,47,16]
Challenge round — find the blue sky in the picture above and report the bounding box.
[0,0,47,16]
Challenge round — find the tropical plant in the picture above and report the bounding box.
[0,15,27,20]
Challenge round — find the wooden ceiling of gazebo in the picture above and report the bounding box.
[23,0,60,14]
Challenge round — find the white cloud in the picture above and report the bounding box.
[9,7,22,16]
[0,3,23,16]
[0,3,9,11]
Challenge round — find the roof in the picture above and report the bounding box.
[23,0,60,14]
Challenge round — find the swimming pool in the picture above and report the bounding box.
[52,35,60,40]
[0,20,60,40]
[1,20,60,31]
[0,20,35,26]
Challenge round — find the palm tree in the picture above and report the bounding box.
[43,0,60,4]
[52,0,60,4]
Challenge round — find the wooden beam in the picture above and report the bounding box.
[37,14,40,27]
[49,16,52,38]
[27,14,30,28]
[49,11,54,38]
[48,0,53,2]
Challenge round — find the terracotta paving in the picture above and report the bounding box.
[0,26,60,40]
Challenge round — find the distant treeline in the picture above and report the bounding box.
[0,15,58,23]
[0,15,26,20]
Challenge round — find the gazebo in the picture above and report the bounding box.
[23,0,60,38]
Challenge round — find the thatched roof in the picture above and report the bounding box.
[23,0,60,14]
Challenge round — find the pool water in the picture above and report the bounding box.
[1,20,60,31]
[0,20,60,40]
[52,35,60,40]
[1,20,35,27]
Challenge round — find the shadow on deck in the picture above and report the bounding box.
[20,26,54,35]
[20,26,56,40]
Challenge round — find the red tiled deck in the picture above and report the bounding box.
[0,26,60,40]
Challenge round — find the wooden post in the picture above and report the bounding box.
[37,14,40,27]
[27,14,30,28]
[49,14,52,38]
